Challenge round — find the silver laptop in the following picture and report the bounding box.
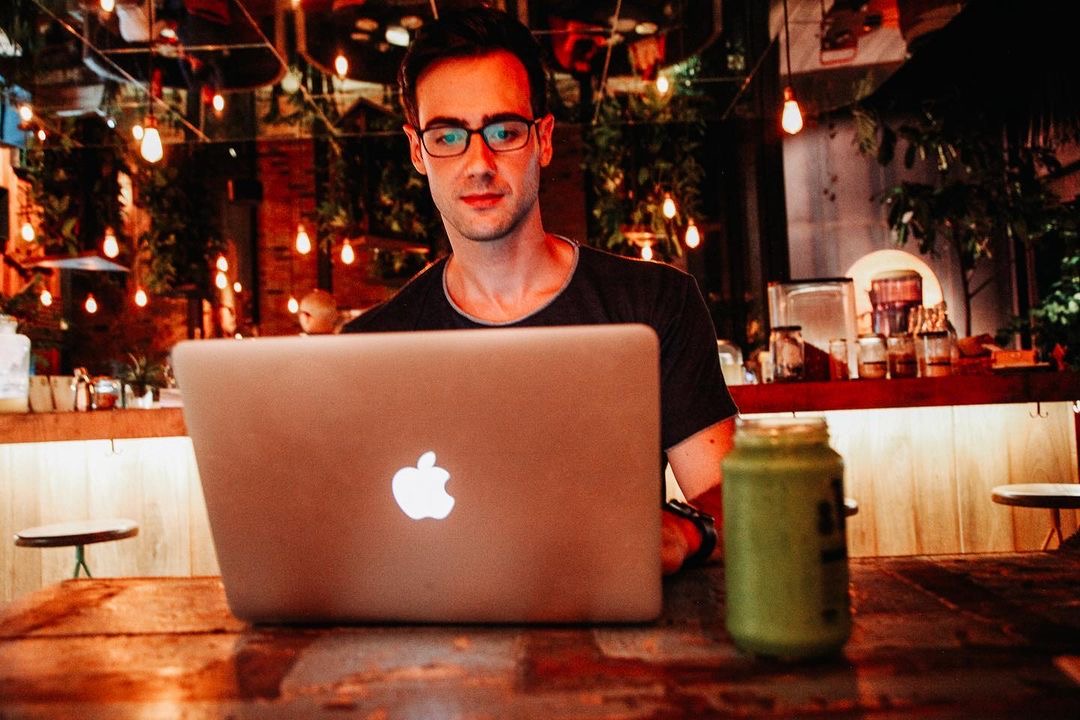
[172,324,662,624]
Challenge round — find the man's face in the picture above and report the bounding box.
[404,50,554,245]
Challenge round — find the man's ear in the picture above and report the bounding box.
[403,125,427,175]
[536,113,555,168]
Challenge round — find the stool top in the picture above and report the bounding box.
[14,519,139,548]
[991,484,1080,509]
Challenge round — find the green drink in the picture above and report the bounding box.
[722,417,850,660]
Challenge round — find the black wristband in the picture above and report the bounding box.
[663,499,717,568]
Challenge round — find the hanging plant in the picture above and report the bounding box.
[583,60,708,262]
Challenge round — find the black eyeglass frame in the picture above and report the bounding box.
[414,116,542,158]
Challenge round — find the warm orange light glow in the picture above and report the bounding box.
[140,118,164,163]
[36,128,46,142]
[287,296,299,314]
[134,287,148,307]
[212,93,225,114]
[295,224,312,254]
[684,218,701,249]
[84,294,98,314]
[781,86,804,135]
[662,193,677,220]
[132,123,144,141]
[100,0,116,12]
[334,53,349,78]
[20,222,35,242]
[40,290,53,307]
[641,243,654,261]
[214,271,228,290]
[233,281,242,293]
[18,104,33,123]
[655,75,670,95]
[340,239,355,265]
[102,227,119,258]
[216,255,229,272]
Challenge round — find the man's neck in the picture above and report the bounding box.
[444,230,576,324]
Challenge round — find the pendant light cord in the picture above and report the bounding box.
[782,0,794,85]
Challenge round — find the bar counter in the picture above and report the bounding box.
[1,550,1079,718]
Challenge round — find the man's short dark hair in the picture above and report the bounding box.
[398,7,548,128]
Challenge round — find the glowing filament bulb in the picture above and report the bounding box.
[102,227,119,258]
[140,120,163,163]
[334,53,349,78]
[656,75,670,94]
[84,294,98,314]
[684,218,701,249]
[340,239,355,265]
[215,270,228,290]
[781,86,804,135]
[641,243,654,261]
[212,93,225,114]
[216,255,229,272]
[40,290,53,307]
[18,104,33,123]
[100,0,116,12]
[134,287,148,307]
[233,281,243,293]
[132,124,144,141]
[20,222,35,242]
[36,129,46,142]
[295,224,312,254]
[662,193,677,220]
[287,295,299,314]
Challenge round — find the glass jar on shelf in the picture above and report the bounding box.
[887,333,917,378]
[856,333,887,379]
[917,331,952,377]
[770,326,804,382]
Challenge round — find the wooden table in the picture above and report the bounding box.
[2,551,1079,718]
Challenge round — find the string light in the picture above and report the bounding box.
[84,294,99,314]
[295,224,312,254]
[17,104,32,123]
[132,123,144,141]
[780,0,804,136]
[662,193,677,220]
[102,227,119,258]
[215,255,229,272]
[214,271,228,290]
[233,281,243,293]
[20,222,35,242]
[36,128,46,142]
[287,295,299,314]
[641,243,654,261]
[340,239,355,265]
[656,75,670,94]
[334,53,349,78]
[134,287,148,307]
[140,115,164,162]
[212,92,225,114]
[40,290,53,307]
[100,0,115,12]
[684,218,701,249]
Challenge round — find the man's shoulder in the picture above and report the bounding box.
[341,258,447,333]
[575,243,694,287]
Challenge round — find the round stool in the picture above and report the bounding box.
[14,519,139,578]
[991,484,1080,550]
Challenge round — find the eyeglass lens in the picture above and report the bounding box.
[421,120,534,157]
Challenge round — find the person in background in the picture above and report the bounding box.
[298,289,341,335]
[343,7,737,574]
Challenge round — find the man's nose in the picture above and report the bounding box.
[461,133,498,175]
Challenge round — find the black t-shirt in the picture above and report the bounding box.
[343,241,738,451]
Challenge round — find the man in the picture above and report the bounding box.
[344,7,737,573]
[298,289,341,335]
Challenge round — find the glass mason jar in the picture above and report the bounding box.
[722,417,851,660]
[0,314,31,414]
[856,333,887,379]
[769,326,804,382]
[917,331,952,377]
[886,333,917,378]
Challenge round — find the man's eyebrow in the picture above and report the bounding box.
[421,112,533,129]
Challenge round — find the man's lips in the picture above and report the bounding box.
[460,193,503,208]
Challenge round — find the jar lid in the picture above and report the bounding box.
[735,416,829,445]
[771,325,802,332]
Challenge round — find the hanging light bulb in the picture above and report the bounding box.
[281,69,301,94]
[20,221,35,242]
[214,270,228,290]
[290,0,301,8]
[334,52,349,78]
[40,290,53,307]
[36,129,46,142]
[684,218,701,249]
[84,294,99,314]
[340,239,355,265]
[134,287,148,307]
[212,92,225,114]
[215,255,229,272]
[782,87,804,135]
[102,227,119,258]
[106,116,117,129]
[140,116,163,163]
[233,281,243,293]
[17,104,33,123]
[655,75,670,95]
[132,123,144,141]
[287,295,299,314]
[100,0,116,12]
[641,243,654,261]
[662,193,677,220]
[780,0,804,136]
[295,223,312,254]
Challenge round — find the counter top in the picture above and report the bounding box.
[0,407,186,444]
[1,551,1078,717]
[731,370,1080,413]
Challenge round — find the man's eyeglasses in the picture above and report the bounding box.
[417,117,540,158]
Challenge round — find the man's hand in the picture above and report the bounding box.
[661,510,703,575]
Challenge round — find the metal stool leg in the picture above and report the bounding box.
[73,544,92,578]
[1041,508,1065,551]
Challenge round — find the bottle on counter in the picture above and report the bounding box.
[0,314,31,413]
[722,417,851,660]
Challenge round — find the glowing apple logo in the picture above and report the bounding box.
[392,451,455,520]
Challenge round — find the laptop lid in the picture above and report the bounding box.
[172,324,662,624]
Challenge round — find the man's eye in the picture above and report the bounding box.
[431,129,466,146]
[488,124,521,142]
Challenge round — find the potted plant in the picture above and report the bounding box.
[118,352,167,409]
